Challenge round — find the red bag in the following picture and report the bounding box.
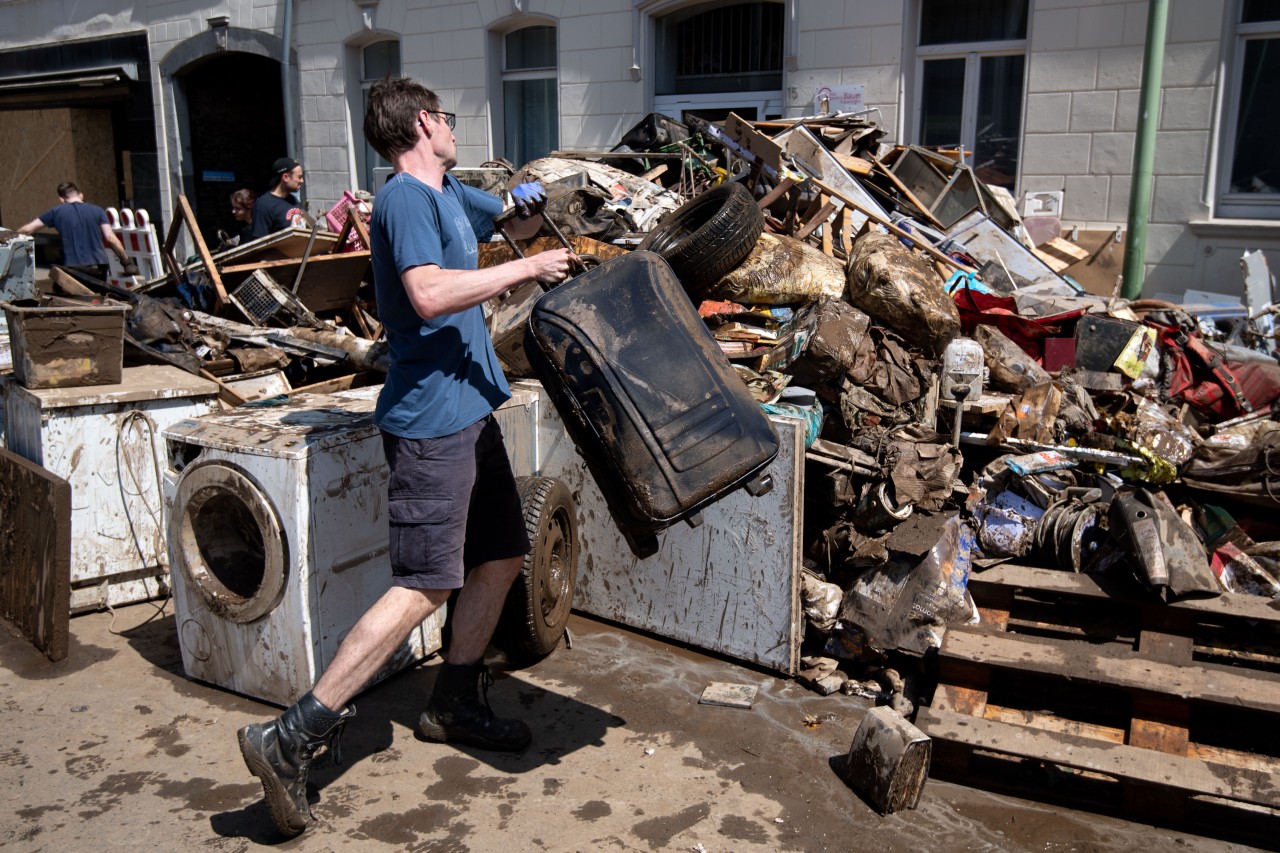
[1156,324,1280,418]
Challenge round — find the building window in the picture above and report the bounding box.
[915,0,1027,190]
[1219,1,1280,218]
[360,39,400,191]
[502,25,558,166]
[653,1,784,123]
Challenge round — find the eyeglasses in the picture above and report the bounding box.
[429,110,456,130]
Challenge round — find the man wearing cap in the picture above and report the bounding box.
[251,157,306,238]
[18,182,138,280]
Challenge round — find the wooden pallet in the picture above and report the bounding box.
[916,564,1280,836]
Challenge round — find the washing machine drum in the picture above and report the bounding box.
[170,462,288,623]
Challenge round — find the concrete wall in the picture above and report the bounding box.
[1,0,1276,296]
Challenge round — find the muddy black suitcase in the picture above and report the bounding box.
[525,250,778,536]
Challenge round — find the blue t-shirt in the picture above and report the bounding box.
[371,172,509,439]
[39,201,109,266]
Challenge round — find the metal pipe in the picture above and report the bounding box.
[1121,0,1170,300]
[281,0,296,165]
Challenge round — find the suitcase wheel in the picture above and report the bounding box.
[744,473,774,498]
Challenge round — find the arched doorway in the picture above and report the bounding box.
[179,53,286,246]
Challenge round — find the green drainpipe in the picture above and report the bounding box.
[1121,0,1170,300]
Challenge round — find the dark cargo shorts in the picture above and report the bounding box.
[382,415,530,590]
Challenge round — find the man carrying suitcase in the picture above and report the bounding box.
[236,75,574,837]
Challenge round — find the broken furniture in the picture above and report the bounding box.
[2,364,220,613]
[918,563,1280,829]
[0,447,70,661]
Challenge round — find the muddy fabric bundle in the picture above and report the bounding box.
[787,297,872,386]
[708,232,847,305]
[1183,420,1280,508]
[846,232,960,356]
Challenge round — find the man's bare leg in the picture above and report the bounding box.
[312,585,450,711]
[418,555,530,750]
[445,555,523,665]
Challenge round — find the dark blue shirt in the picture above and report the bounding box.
[39,201,109,266]
[250,192,303,237]
[371,172,509,439]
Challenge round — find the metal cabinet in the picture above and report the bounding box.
[494,379,805,674]
[3,365,221,612]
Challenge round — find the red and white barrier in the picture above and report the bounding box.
[106,207,164,288]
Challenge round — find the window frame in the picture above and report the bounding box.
[358,38,399,193]
[648,0,785,124]
[498,24,559,166]
[910,3,1029,194]
[1216,11,1280,219]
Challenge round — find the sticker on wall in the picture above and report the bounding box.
[813,84,865,116]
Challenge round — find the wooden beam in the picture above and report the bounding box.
[793,199,837,242]
[968,563,1280,625]
[869,152,944,230]
[756,176,797,210]
[797,172,974,273]
[174,194,229,306]
[939,628,1280,715]
[918,706,1280,808]
[221,251,372,275]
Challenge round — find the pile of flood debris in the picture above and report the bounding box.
[505,110,1280,708]
[36,110,1280,691]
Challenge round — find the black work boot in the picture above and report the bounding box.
[418,662,532,751]
[237,692,355,836]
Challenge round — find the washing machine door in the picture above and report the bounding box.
[169,461,288,623]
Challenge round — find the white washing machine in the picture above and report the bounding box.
[3,364,221,612]
[162,388,445,706]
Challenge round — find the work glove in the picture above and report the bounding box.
[511,181,547,219]
[122,260,140,276]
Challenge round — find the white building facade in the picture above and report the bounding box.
[0,0,1275,296]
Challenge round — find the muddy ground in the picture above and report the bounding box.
[0,603,1262,852]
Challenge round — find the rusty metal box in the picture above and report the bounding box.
[1,298,129,389]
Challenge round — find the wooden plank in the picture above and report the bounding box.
[969,563,1280,625]
[832,151,873,175]
[1032,246,1073,272]
[983,704,1126,743]
[0,448,71,661]
[869,152,944,230]
[940,628,1280,714]
[1044,236,1091,261]
[795,170,975,273]
[175,194,228,306]
[794,199,837,242]
[756,176,797,210]
[933,683,988,716]
[916,706,1280,807]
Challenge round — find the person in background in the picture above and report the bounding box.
[18,182,137,280]
[235,75,568,838]
[230,188,257,246]
[251,157,306,238]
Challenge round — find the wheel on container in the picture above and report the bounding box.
[637,181,764,295]
[499,476,579,660]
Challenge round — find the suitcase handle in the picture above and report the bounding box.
[494,208,595,286]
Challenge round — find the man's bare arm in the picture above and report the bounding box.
[402,249,573,321]
[16,218,45,235]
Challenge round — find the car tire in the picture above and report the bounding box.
[638,181,764,297]
[499,476,578,661]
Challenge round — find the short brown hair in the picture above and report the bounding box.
[363,76,440,161]
[230,188,256,210]
[57,182,79,199]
